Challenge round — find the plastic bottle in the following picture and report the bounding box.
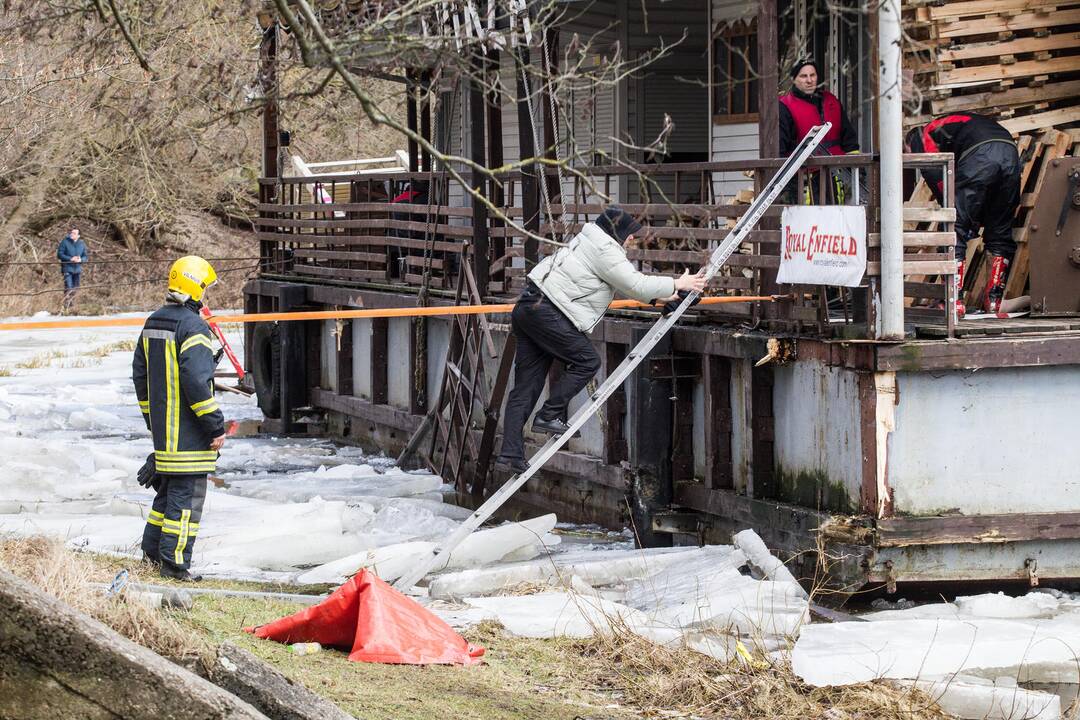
[288,642,322,656]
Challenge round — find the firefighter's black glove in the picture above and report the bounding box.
[137,453,159,490]
[660,290,701,317]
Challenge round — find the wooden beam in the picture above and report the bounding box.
[731,358,754,497]
[702,355,733,490]
[938,32,1080,63]
[934,7,1080,38]
[931,79,1080,116]
[929,0,1062,21]
[469,57,490,295]
[259,25,280,180]
[757,0,779,158]
[515,41,540,265]
[878,511,1080,547]
[406,69,419,173]
[1001,106,1080,134]
[937,56,1080,86]
[370,317,388,404]
[875,334,1080,371]
[336,319,354,397]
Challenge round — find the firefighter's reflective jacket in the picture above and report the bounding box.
[132,301,224,474]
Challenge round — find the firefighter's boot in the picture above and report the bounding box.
[983,255,1010,314]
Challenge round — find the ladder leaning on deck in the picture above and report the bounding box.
[392,122,834,592]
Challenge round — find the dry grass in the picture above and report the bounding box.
[15,349,65,368]
[0,366,11,376]
[565,622,951,720]
[84,339,137,357]
[0,536,212,668]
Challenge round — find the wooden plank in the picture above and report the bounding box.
[254,216,476,236]
[702,355,733,491]
[293,265,386,280]
[935,7,1080,38]
[1001,105,1080,134]
[256,202,477,215]
[938,56,1080,86]
[731,358,754,498]
[867,260,958,275]
[254,231,462,253]
[878,511,1080,547]
[930,0,1064,21]
[902,207,957,222]
[292,249,385,263]
[869,232,956,247]
[875,334,1080,371]
[930,80,1080,116]
[938,32,1080,62]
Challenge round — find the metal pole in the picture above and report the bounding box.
[878,0,905,339]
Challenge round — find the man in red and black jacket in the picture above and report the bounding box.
[779,60,860,159]
[780,60,860,204]
[906,113,1020,315]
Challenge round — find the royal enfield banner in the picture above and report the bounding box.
[777,206,867,287]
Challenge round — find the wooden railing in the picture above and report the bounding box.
[255,152,956,338]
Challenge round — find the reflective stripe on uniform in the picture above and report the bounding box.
[174,508,191,565]
[162,517,199,535]
[165,339,180,453]
[180,334,213,354]
[156,460,216,473]
[147,510,165,527]
[142,337,152,424]
[190,397,219,417]
[155,449,217,461]
[138,400,150,414]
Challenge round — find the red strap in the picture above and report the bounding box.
[923,114,972,153]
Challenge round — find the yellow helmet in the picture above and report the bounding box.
[168,256,217,303]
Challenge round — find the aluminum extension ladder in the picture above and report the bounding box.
[393,123,833,592]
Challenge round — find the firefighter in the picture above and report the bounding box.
[779,59,860,204]
[905,114,1020,315]
[133,256,226,581]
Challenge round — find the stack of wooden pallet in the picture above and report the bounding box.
[904,0,1080,133]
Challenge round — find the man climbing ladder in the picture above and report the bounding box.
[391,123,836,593]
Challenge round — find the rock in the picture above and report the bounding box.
[211,642,356,720]
[0,568,266,719]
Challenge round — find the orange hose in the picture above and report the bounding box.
[0,295,776,332]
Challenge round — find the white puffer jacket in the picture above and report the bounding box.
[527,222,676,333]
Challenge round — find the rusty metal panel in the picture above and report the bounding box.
[1029,158,1080,316]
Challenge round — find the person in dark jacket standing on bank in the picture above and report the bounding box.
[133,256,226,581]
[906,113,1020,315]
[56,226,88,311]
[496,207,707,473]
[780,59,860,204]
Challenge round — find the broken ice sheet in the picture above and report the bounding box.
[792,617,1080,686]
[896,675,1062,720]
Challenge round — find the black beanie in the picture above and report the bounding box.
[595,205,643,244]
[790,58,820,79]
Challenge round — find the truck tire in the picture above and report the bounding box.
[251,322,282,419]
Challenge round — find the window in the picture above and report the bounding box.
[713,20,759,123]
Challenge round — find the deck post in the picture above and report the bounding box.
[259,24,279,182]
[878,0,905,339]
[514,43,540,264]
[469,56,490,294]
[627,329,674,548]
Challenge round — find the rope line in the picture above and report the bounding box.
[0,296,779,331]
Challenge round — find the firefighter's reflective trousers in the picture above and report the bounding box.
[141,474,206,571]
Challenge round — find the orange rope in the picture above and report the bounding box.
[0,296,777,332]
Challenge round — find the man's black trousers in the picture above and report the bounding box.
[141,473,207,571]
[955,141,1021,262]
[499,286,601,461]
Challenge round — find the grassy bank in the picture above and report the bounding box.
[0,537,948,719]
